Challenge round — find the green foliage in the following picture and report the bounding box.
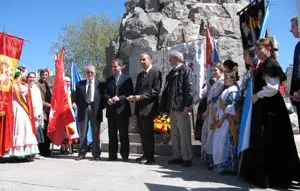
[51,13,120,80]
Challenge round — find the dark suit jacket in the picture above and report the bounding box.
[104,73,134,117]
[290,41,300,97]
[134,67,162,117]
[36,80,52,121]
[75,79,105,122]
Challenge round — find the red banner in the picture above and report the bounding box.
[0,32,24,156]
[0,32,24,115]
[47,48,75,145]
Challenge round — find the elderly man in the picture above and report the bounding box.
[160,50,193,167]
[128,53,162,165]
[290,16,300,132]
[74,65,105,161]
[104,59,133,161]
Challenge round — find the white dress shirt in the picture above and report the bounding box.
[86,79,95,102]
[145,65,152,73]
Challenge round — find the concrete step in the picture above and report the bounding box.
[100,142,201,156]
[127,133,166,143]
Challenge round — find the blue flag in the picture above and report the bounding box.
[238,1,271,154]
[70,62,93,145]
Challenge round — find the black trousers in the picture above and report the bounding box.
[78,106,101,157]
[107,113,129,159]
[38,120,51,157]
[137,115,154,160]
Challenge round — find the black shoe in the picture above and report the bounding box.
[140,158,155,165]
[93,156,101,161]
[135,156,144,162]
[75,155,85,161]
[122,158,128,162]
[181,160,192,167]
[107,157,118,161]
[168,159,183,165]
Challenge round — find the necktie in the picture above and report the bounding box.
[142,71,146,79]
[87,80,92,103]
[115,75,119,86]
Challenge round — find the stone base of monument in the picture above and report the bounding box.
[100,132,201,156]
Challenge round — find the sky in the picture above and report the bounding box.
[0,0,298,73]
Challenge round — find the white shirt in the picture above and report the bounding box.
[257,74,280,98]
[145,65,152,73]
[86,79,95,102]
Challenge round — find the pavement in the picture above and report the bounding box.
[0,116,299,191]
[0,139,300,191]
[0,153,260,191]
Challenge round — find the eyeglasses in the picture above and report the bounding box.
[86,71,94,74]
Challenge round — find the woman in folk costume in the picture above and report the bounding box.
[27,72,45,159]
[4,66,39,160]
[201,62,224,169]
[60,76,79,154]
[212,71,240,174]
[240,48,256,95]
[241,38,300,188]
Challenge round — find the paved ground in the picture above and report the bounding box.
[0,153,258,191]
[0,134,299,191]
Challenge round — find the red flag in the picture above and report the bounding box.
[0,32,24,156]
[206,24,213,67]
[47,48,75,145]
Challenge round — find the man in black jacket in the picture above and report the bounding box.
[160,50,193,167]
[74,65,105,161]
[128,53,162,165]
[290,16,300,132]
[104,59,133,161]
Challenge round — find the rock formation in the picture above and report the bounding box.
[106,0,248,79]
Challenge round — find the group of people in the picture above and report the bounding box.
[197,16,300,189]
[1,16,300,190]
[0,68,52,161]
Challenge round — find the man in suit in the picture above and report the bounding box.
[128,53,162,165]
[36,69,52,157]
[290,16,300,132]
[104,59,133,161]
[74,65,105,161]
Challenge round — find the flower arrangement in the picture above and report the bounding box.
[153,114,171,134]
